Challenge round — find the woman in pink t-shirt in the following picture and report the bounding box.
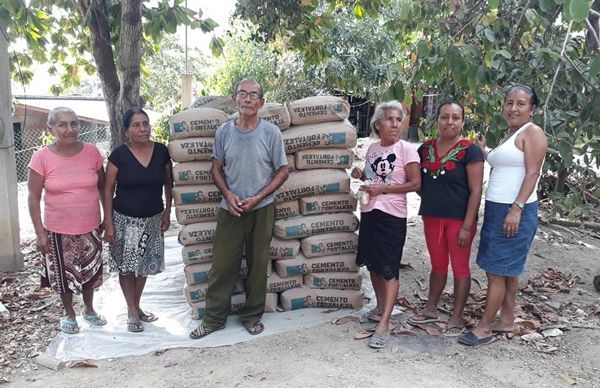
[28,107,107,335]
[351,100,421,349]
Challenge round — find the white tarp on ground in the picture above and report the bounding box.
[42,236,355,362]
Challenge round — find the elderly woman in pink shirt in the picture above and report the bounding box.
[28,107,107,335]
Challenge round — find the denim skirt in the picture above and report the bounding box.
[476,201,538,276]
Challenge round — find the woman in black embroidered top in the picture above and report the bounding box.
[103,108,173,333]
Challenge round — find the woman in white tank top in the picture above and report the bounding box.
[458,85,547,346]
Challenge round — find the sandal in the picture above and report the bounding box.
[127,321,144,333]
[245,320,265,335]
[83,312,107,327]
[368,332,389,349]
[443,326,466,337]
[60,317,80,334]
[408,314,439,325]
[139,312,158,323]
[189,323,225,340]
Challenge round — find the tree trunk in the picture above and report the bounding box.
[555,168,568,194]
[119,0,142,115]
[77,0,143,151]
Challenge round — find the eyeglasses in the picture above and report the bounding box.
[235,90,261,100]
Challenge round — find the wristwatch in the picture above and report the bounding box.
[512,201,525,210]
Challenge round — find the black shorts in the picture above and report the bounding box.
[356,209,407,280]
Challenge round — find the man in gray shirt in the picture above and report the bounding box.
[190,78,289,339]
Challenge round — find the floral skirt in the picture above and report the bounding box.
[109,210,165,276]
[42,230,103,294]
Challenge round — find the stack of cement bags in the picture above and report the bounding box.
[167,107,248,320]
[272,96,364,311]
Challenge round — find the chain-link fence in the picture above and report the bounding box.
[14,124,110,182]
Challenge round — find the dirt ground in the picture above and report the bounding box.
[2,212,600,388]
[3,138,600,388]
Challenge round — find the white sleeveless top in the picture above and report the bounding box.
[486,123,539,204]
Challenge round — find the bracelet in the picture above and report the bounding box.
[460,225,471,231]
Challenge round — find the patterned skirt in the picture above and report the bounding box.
[109,210,165,276]
[42,230,103,294]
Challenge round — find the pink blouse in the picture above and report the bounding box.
[29,143,104,235]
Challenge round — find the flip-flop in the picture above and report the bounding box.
[368,332,389,349]
[59,317,80,335]
[408,314,439,325]
[127,321,144,333]
[457,331,493,346]
[443,326,466,337]
[83,312,107,327]
[139,312,158,323]
[492,328,513,334]
[245,320,264,335]
[189,323,225,340]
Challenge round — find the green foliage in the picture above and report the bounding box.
[233,0,600,219]
[152,104,181,145]
[141,35,208,112]
[1,0,218,96]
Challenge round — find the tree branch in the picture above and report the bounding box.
[585,18,600,50]
[543,21,573,135]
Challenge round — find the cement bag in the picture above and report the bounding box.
[182,243,213,265]
[190,293,246,320]
[287,154,296,173]
[178,222,217,246]
[266,272,303,293]
[275,200,300,220]
[274,253,310,278]
[269,238,300,260]
[168,138,214,163]
[230,103,291,130]
[175,203,220,225]
[192,95,237,115]
[172,161,213,186]
[299,194,356,215]
[313,289,363,309]
[288,96,350,125]
[282,121,357,154]
[301,232,358,258]
[306,253,359,273]
[184,279,244,303]
[273,213,359,240]
[280,287,317,311]
[169,107,229,139]
[274,169,350,203]
[305,272,362,290]
[172,184,221,206]
[295,148,353,170]
[184,263,213,285]
[264,293,278,313]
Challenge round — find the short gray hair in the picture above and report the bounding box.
[370,100,406,136]
[47,107,78,127]
[233,78,264,98]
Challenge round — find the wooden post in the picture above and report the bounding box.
[0,23,23,271]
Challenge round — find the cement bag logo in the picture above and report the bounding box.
[312,277,327,288]
[193,269,211,283]
[324,133,347,145]
[181,191,208,204]
[291,297,309,310]
[336,155,350,165]
[178,171,192,181]
[310,242,325,254]
[190,289,205,301]
[320,183,341,193]
[285,223,309,238]
[173,121,188,133]
[287,263,309,276]
[281,247,294,257]
[195,306,207,319]
[306,201,321,212]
